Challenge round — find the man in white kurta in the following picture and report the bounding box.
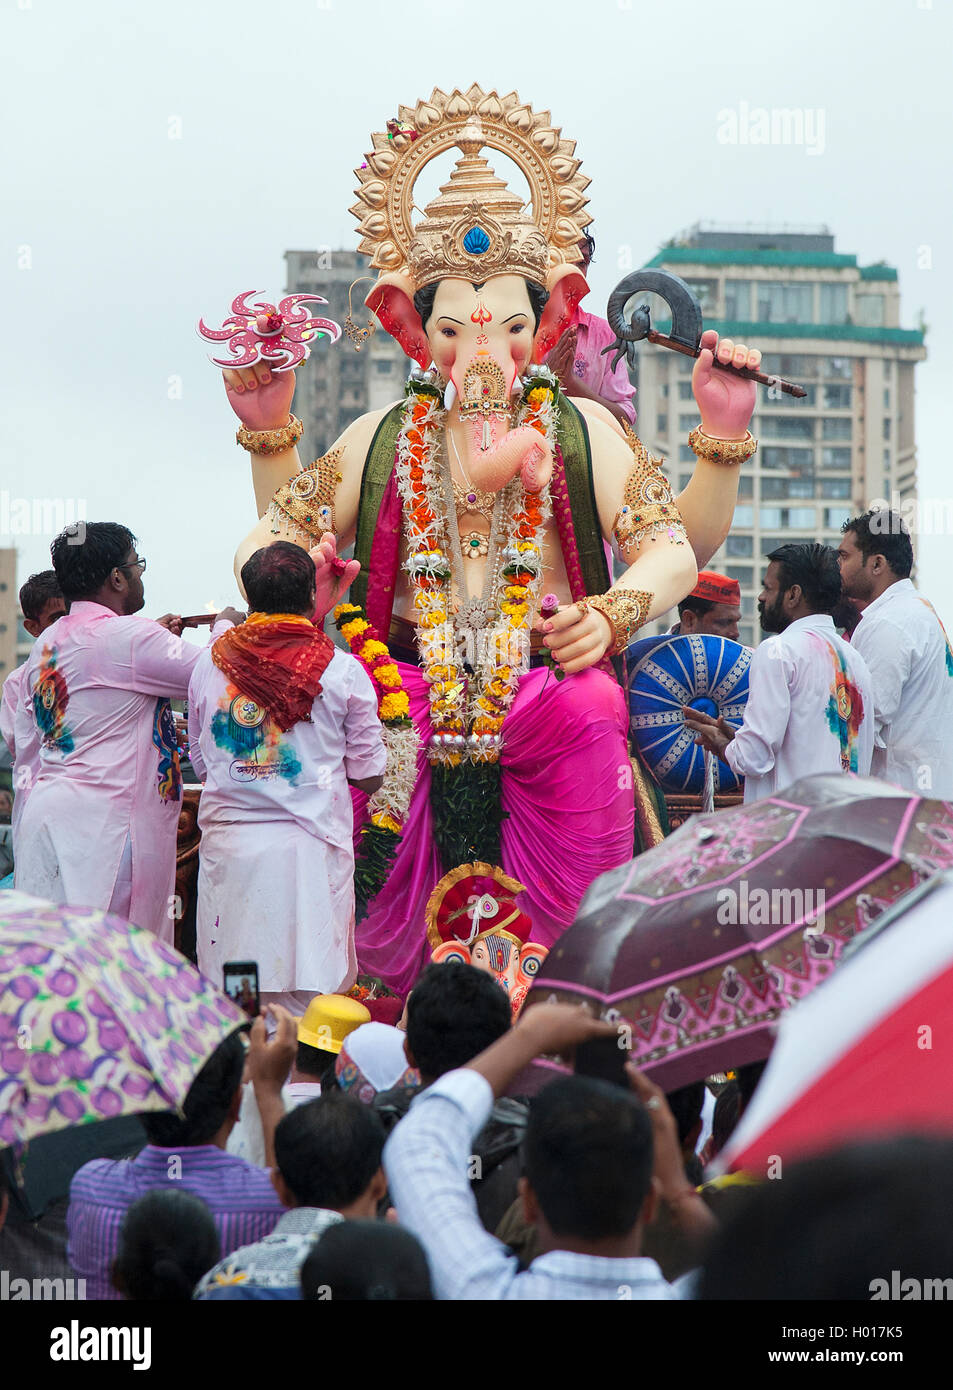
[838,512,953,800]
[0,570,65,853]
[188,543,387,1011]
[13,525,238,940]
[684,544,874,803]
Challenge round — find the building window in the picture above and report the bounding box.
[725,564,753,583]
[733,506,754,527]
[883,417,891,440]
[725,535,753,558]
[763,383,816,407]
[769,416,814,440]
[678,381,694,401]
[657,413,669,433]
[684,278,719,313]
[883,388,890,409]
[724,280,751,319]
[761,446,815,475]
[738,473,753,499]
[819,282,848,324]
[678,355,694,375]
[762,476,810,500]
[823,384,852,410]
[884,448,891,472]
[825,506,851,530]
[739,623,755,646]
[822,418,852,441]
[883,360,892,379]
[757,282,814,323]
[786,507,817,529]
[760,506,783,529]
[820,478,851,500]
[855,294,885,327]
[821,446,852,470]
[679,445,695,463]
[374,360,393,375]
[741,595,755,618]
[678,413,697,431]
[762,353,817,379]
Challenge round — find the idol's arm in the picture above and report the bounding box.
[674,457,743,571]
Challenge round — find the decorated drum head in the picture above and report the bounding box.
[627,634,751,795]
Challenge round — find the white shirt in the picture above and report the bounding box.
[384,1068,678,1301]
[0,662,37,847]
[725,614,874,803]
[187,645,386,848]
[850,579,953,800]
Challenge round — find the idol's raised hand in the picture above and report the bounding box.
[691,328,760,440]
[222,363,297,432]
[309,533,361,624]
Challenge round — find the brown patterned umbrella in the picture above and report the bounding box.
[527,774,953,1090]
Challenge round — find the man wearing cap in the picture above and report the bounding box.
[668,571,742,643]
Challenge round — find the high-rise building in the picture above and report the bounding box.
[283,249,413,459]
[631,226,927,646]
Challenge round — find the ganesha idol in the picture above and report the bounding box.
[425,864,547,1019]
[219,86,762,996]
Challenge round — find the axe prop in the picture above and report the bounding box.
[602,268,806,398]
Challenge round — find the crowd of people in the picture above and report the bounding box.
[1,500,951,1301]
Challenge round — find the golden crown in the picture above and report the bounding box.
[351,86,591,291]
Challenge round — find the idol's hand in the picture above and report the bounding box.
[309,533,361,623]
[222,363,297,432]
[536,601,612,675]
[691,329,760,440]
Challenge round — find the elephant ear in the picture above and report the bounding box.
[432,940,471,967]
[515,942,549,989]
[365,272,430,368]
[534,263,591,362]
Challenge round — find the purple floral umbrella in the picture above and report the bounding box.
[0,891,247,1148]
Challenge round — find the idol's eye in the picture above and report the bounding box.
[440,327,457,338]
[509,323,525,334]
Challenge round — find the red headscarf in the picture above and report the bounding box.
[211,613,334,732]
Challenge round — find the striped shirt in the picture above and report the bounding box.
[67,1144,285,1300]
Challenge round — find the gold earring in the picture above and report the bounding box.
[345,277,377,352]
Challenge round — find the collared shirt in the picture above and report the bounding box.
[193,1207,342,1300]
[384,1068,676,1300]
[725,614,874,803]
[0,661,37,848]
[68,1144,285,1300]
[850,579,953,800]
[571,310,637,424]
[12,602,231,939]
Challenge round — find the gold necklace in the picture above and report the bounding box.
[447,429,496,524]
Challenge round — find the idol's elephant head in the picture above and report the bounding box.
[432,934,548,1020]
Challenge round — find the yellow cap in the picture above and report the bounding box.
[297,994,371,1054]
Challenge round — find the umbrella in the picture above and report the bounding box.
[527,774,953,1089]
[716,871,953,1172]
[0,890,247,1148]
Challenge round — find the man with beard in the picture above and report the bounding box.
[682,543,874,803]
[838,509,953,800]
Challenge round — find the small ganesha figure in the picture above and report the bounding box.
[424,863,548,1019]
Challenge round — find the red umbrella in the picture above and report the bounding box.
[718,872,953,1171]
[526,775,953,1089]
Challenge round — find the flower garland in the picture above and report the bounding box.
[333,599,420,916]
[394,368,557,767]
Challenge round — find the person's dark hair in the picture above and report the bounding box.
[707,1080,741,1160]
[19,570,63,623]
[405,962,511,1081]
[666,1081,706,1147]
[842,509,913,579]
[735,1059,767,1111]
[677,595,717,620]
[112,1189,220,1301]
[699,1136,953,1300]
[301,1220,433,1301]
[241,541,315,616]
[274,1093,385,1209]
[523,1076,654,1241]
[766,542,842,615]
[50,523,136,604]
[582,230,596,264]
[296,1040,337,1086]
[413,279,550,334]
[141,1032,245,1147]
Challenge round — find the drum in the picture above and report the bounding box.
[627,633,751,795]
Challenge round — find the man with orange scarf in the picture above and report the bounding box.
[188,542,386,1014]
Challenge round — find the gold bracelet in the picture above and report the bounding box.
[687,426,757,466]
[236,414,304,456]
[581,588,653,656]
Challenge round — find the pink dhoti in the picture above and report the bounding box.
[353,662,633,997]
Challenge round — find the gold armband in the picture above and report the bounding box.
[236,414,304,456]
[267,449,344,545]
[580,588,653,657]
[613,428,687,554]
[687,426,757,466]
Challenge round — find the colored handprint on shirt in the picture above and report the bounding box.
[917,598,953,678]
[153,698,183,803]
[824,642,865,772]
[33,646,74,755]
[210,685,302,783]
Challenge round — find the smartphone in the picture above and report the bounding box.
[223,960,260,1019]
[574,1034,630,1091]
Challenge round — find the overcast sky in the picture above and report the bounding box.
[4,0,952,642]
